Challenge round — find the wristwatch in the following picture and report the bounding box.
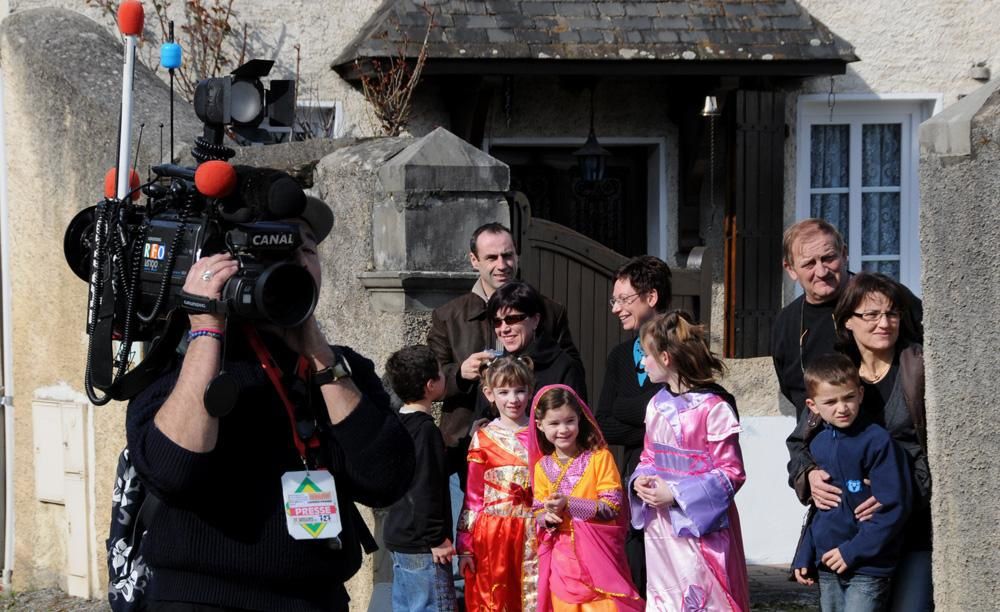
[313,351,352,386]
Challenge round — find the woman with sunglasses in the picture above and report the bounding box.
[474,281,587,420]
[792,272,931,611]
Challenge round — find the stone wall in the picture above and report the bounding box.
[0,7,201,595]
[919,79,1000,611]
[6,0,386,138]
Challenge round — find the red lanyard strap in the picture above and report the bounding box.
[244,325,322,464]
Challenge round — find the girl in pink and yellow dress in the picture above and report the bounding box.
[529,384,644,612]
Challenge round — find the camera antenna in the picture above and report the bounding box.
[114,1,143,199]
[161,22,182,162]
[133,122,144,174]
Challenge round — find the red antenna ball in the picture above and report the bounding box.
[195,161,238,199]
[117,1,145,36]
[104,168,141,201]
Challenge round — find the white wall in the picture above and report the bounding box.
[739,416,804,564]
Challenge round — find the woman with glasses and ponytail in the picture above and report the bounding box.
[790,272,931,611]
[473,281,587,421]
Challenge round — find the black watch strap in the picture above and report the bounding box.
[314,351,352,386]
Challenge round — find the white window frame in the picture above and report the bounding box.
[481,136,672,262]
[293,100,343,140]
[795,94,941,295]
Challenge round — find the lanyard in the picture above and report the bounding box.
[244,325,322,466]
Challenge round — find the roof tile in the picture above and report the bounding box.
[334,0,858,69]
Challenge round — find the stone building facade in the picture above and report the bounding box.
[0,1,998,609]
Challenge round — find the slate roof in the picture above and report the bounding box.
[333,0,857,77]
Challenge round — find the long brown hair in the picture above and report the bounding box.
[640,310,725,390]
[532,386,603,454]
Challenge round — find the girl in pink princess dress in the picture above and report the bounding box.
[630,311,750,611]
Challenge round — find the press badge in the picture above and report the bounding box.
[281,470,343,540]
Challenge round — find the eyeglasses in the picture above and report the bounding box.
[609,293,643,308]
[852,310,901,323]
[492,313,531,328]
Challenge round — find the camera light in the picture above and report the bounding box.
[230,80,264,124]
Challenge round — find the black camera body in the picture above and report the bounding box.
[138,205,316,329]
[64,59,308,404]
[66,164,317,344]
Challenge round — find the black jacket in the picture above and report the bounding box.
[126,332,414,611]
[383,411,453,553]
[474,333,588,420]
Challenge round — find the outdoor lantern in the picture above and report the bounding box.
[573,88,611,182]
[701,95,720,117]
[573,130,611,182]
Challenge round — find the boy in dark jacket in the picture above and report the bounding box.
[384,345,456,611]
[792,354,911,612]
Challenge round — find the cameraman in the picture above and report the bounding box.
[125,197,415,612]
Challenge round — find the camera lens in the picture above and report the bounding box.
[254,262,317,327]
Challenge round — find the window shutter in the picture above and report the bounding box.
[726,90,785,358]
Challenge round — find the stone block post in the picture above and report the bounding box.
[360,126,511,312]
[919,80,1000,610]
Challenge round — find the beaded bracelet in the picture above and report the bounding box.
[188,328,224,342]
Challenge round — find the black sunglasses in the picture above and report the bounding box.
[492,313,531,328]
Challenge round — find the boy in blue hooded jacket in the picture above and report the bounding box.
[792,353,911,612]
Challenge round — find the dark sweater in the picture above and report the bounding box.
[792,419,911,577]
[595,338,661,478]
[771,294,839,419]
[126,333,414,611]
[474,333,588,420]
[384,410,453,554]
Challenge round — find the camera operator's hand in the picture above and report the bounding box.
[184,253,238,330]
[275,315,364,426]
[154,253,238,452]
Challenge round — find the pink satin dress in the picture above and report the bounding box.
[628,389,750,612]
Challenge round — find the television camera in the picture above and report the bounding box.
[64,7,313,409]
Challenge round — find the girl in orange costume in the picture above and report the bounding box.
[457,356,538,611]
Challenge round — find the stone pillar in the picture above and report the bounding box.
[310,127,509,609]
[919,80,1000,610]
[360,126,511,312]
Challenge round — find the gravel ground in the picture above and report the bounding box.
[1,588,106,611]
[1,565,819,611]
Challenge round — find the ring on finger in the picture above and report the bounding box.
[201,270,214,281]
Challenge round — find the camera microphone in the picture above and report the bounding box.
[223,166,305,222]
[104,168,141,201]
[194,160,237,199]
[117,0,143,36]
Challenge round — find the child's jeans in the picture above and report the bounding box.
[819,570,891,612]
[390,551,456,612]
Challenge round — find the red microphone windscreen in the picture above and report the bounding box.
[195,161,238,199]
[117,1,144,36]
[104,168,141,201]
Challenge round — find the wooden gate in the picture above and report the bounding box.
[510,192,711,401]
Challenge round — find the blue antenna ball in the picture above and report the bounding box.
[161,42,182,69]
